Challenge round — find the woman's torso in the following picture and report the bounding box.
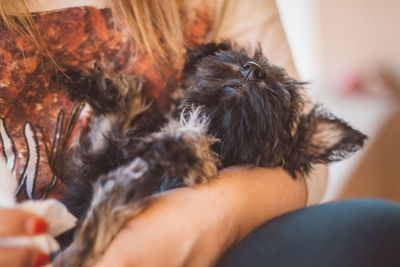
[0,0,216,200]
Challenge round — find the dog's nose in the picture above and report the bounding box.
[241,61,264,80]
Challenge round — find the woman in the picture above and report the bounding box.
[0,0,329,266]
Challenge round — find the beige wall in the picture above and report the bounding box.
[318,0,400,83]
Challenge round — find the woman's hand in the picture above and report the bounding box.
[0,208,50,267]
[91,166,306,267]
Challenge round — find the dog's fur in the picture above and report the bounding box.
[54,42,367,266]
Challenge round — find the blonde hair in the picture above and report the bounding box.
[0,0,53,61]
[0,0,189,65]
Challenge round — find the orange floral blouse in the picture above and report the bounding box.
[0,4,215,201]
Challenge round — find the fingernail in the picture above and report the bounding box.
[32,252,50,267]
[27,218,49,234]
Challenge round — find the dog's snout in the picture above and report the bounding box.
[241,61,264,80]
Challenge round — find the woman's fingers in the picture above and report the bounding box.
[0,247,49,267]
[0,208,50,266]
[0,208,48,236]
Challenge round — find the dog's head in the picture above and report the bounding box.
[180,42,366,175]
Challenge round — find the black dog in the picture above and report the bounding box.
[54,42,366,266]
[180,42,366,175]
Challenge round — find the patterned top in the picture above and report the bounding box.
[0,3,215,201]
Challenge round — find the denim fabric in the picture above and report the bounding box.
[218,199,400,267]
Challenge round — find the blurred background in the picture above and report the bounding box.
[276,0,400,202]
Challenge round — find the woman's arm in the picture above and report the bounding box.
[211,0,298,78]
[93,166,306,267]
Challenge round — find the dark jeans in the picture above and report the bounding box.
[218,199,400,267]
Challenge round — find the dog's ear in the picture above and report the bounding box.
[295,106,367,167]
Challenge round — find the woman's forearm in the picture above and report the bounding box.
[182,166,307,267]
[94,166,307,267]
[205,166,307,242]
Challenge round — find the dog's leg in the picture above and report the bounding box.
[61,108,219,267]
[54,68,151,248]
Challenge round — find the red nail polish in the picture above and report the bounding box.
[32,252,50,267]
[28,218,49,234]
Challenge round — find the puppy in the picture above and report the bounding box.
[180,42,366,175]
[54,42,366,266]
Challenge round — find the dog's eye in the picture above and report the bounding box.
[223,86,236,93]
